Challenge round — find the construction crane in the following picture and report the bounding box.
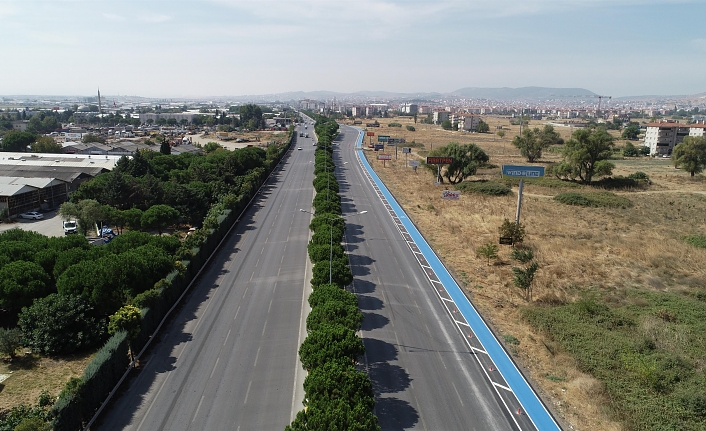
[596,95,612,117]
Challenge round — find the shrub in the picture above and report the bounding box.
[18,294,106,356]
[554,192,633,208]
[456,181,511,196]
[308,242,346,264]
[0,327,22,359]
[476,243,498,266]
[311,258,352,288]
[308,284,358,309]
[683,235,706,249]
[387,123,402,128]
[406,125,415,132]
[498,219,525,244]
[628,171,651,182]
[306,301,364,332]
[510,248,534,263]
[298,324,365,370]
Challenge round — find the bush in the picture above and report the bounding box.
[554,192,633,208]
[628,171,651,182]
[308,284,358,309]
[18,294,106,356]
[522,291,706,430]
[683,235,706,249]
[298,324,365,370]
[308,242,346,264]
[498,219,525,244]
[456,181,511,196]
[311,258,352,288]
[387,123,402,128]
[0,327,22,359]
[306,301,364,332]
[510,248,534,263]
[406,125,415,132]
[476,243,498,266]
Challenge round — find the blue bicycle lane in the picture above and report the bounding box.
[351,128,562,431]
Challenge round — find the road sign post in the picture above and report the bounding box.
[426,157,454,184]
[501,165,545,225]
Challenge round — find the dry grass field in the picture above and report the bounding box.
[0,351,93,411]
[355,115,706,431]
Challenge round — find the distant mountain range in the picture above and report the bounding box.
[3,87,704,103]
[226,87,601,102]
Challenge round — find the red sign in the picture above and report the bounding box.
[366,131,375,136]
[426,156,454,165]
[377,154,392,160]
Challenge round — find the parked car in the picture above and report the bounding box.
[18,211,43,220]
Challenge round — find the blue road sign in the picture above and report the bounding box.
[374,144,384,150]
[501,165,545,178]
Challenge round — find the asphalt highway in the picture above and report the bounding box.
[98,126,315,430]
[335,125,527,430]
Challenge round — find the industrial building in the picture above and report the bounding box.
[0,153,121,216]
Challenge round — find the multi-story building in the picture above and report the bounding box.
[451,113,482,131]
[398,103,418,114]
[351,106,365,117]
[433,110,449,125]
[643,121,690,156]
[689,122,706,137]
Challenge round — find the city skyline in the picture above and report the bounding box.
[1,0,705,98]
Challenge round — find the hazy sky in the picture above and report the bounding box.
[1,0,704,98]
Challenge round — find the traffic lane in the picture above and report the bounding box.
[344,202,515,431]
[98,147,312,430]
[336,129,517,430]
[150,161,312,430]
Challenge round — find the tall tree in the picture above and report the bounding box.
[672,136,706,177]
[140,204,179,234]
[424,142,489,184]
[1,131,36,152]
[621,122,640,140]
[31,136,63,153]
[0,261,51,310]
[553,127,615,184]
[239,104,263,130]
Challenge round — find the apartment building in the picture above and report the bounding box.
[398,103,418,114]
[643,121,690,156]
[451,113,482,131]
[433,110,449,125]
[689,122,706,137]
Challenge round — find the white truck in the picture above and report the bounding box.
[63,220,78,235]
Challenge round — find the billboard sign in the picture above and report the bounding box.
[377,135,390,143]
[426,156,454,165]
[374,144,384,150]
[442,190,460,200]
[377,154,392,160]
[402,147,411,154]
[366,131,375,136]
[501,165,545,178]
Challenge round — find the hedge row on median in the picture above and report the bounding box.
[50,130,295,431]
[287,117,379,431]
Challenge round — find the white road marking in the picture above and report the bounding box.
[191,395,205,423]
[209,357,220,379]
[243,381,253,405]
